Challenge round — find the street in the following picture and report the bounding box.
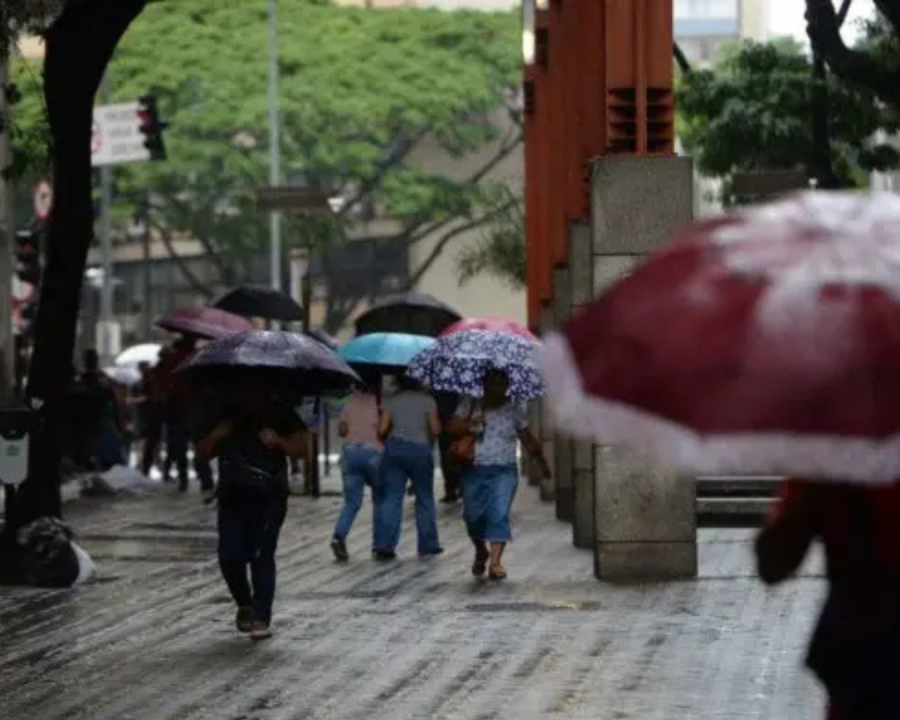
[1,479,824,720]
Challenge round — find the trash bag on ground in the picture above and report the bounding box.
[16,517,81,588]
[81,464,160,497]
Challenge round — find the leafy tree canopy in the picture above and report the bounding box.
[676,36,900,191]
[456,185,524,290]
[11,0,521,272]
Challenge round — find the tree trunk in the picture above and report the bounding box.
[810,53,841,188]
[13,0,148,528]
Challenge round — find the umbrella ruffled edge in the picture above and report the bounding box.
[539,331,900,485]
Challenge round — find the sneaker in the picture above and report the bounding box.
[235,606,253,633]
[250,621,272,641]
[331,538,349,562]
[372,549,397,561]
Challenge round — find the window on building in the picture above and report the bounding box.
[674,0,737,19]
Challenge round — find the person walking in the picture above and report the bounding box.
[434,391,462,503]
[756,479,900,719]
[448,368,550,580]
[197,377,308,641]
[373,375,442,560]
[330,374,382,562]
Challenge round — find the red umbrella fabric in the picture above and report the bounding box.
[155,306,253,340]
[440,317,538,343]
[540,191,900,485]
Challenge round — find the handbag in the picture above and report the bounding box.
[448,402,479,468]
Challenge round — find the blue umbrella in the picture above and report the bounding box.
[338,332,436,371]
[407,330,544,400]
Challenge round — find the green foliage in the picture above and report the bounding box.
[676,38,900,194]
[7,0,520,270]
[456,185,524,290]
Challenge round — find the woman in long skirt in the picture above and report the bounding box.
[447,369,550,580]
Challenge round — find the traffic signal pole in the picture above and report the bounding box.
[98,72,115,364]
[0,57,16,404]
[267,0,283,294]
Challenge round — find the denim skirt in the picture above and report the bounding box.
[461,464,519,542]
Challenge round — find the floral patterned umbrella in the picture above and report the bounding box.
[407,329,543,400]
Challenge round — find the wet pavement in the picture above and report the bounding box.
[0,477,826,720]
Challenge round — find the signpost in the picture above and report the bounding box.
[256,186,334,212]
[91,102,152,168]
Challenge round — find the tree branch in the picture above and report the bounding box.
[336,131,427,218]
[150,194,232,283]
[151,219,213,300]
[404,197,519,291]
[873,0,900,39]
[674,42,692,75]
[805,0,900,107]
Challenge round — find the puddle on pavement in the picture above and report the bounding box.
[79,536,216,562]
[465,600,604,613]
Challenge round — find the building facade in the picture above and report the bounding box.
[675,0,768,64]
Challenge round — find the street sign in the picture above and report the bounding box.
[256,186,333,212]
[0,407,35,486]
[732,170,808,199]
[91,102,151,167]
[33,178,52,221]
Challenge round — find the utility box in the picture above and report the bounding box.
[0,407,34,487]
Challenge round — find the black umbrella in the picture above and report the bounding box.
[353,292,462,338]
[213,285,303,322]
[179,330,359,398]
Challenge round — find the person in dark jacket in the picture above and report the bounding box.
[756,479,900,719]
[198,377,308,641]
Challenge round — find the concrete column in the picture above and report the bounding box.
[590,155,697,580]
[537,304,555,503]
[568,221,594,548]
[551,264,574,522]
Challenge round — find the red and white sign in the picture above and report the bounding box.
[33,178,52,221]
[91,102,150,167]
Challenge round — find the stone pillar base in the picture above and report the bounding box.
[572,470,594,549]
[555,487,575,522]
[595,542,698,581]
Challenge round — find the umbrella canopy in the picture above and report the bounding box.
[408,329,543,400]
[114,343,162,367]
[155,306,253,340]
[213,285,303,322]
[180,330,359,397]
[339,332,435,372]
[540,190,900,485]
[305,327,339,351]
[353,292,461,338]
[440,317,538,342]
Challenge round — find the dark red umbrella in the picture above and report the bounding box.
[440,317,538,342]
[155,306,252,340]
[540,190,900,485]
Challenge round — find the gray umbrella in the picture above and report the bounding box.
[180,330,359,397]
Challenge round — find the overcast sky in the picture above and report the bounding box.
[768,0,872,43]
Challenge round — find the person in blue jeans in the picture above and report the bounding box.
[331,376,383,562]
[448,369,550,580]
[373,375,443,560]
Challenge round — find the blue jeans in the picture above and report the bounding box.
[333,444,381,542]
[462,464,519,543]
[374,438,441,555]
[217,491,287,625]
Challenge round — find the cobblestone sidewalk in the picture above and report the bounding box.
[0,481,826,720]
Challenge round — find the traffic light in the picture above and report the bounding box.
[137,94,167,161]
